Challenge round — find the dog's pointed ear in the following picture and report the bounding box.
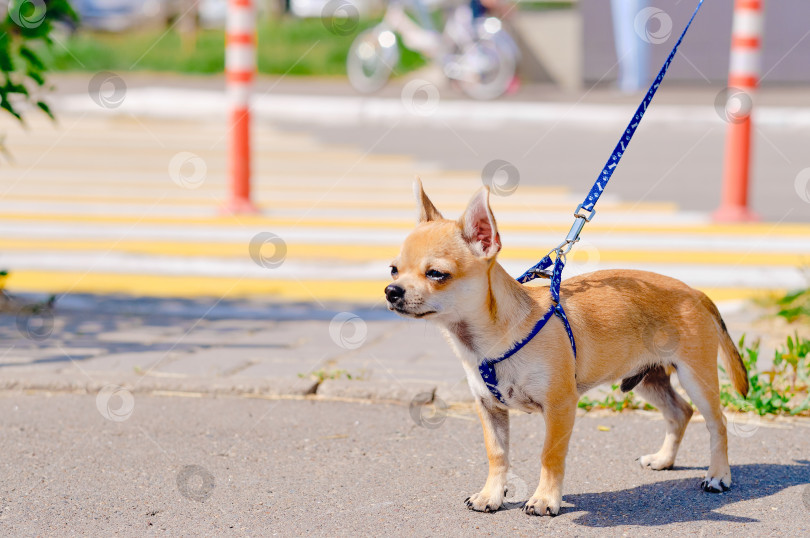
[459,187,501,259]
[414,177,443,223]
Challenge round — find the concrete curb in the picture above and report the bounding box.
[0,373,484,405]
[316,379,437,404]
[52,88,810,128]
[435,381,476,404]
[0,373,319,397]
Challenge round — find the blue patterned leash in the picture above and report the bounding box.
[480,0,705,405]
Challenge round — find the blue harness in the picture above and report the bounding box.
[479,0,705,405]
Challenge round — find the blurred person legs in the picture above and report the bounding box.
[611,0,650,93]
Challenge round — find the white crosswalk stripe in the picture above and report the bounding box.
[1,115,808,303]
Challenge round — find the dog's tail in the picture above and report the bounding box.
[702,294,749,396]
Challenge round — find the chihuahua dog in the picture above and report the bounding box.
[385,180,748,516]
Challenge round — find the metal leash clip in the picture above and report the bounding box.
[529,267,554,279]
[548,204,597,258]
[566,203,596,245]
[529,205,596,280]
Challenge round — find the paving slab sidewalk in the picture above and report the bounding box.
[0,292,794,407]
[1,293,469,405]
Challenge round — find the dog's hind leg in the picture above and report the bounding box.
[633,365,693,470]
[465,398,510,512]
[674,357,732,492]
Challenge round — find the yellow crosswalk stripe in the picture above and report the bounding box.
[0,238,805,266]
[0,193,654,212]
[2,212,810,235]
[5,270,782,304]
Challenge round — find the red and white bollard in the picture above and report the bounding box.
[224,0,258,214]
[713,0,763,222]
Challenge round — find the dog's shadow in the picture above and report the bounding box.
[502,461,810,526]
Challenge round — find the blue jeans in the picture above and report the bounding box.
[611,0,651,92]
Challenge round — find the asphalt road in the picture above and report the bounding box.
[46,73,810,222]
[275,116,809,223]
[2,392,808,536]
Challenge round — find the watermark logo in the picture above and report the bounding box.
[642,319,680,360]
[401,79,440,117]
[329,312,367,350]
[794,168,810,204]
[321,0,359,36]
[728,412,760,438]
[88,71,127,109]
[176,464,215,502]
[8,0,46,29]
[248,232,287,269]
[566,239,601,276]
[504,471,528,503]
[714,87,753,124]
[15,309,54,341]
[481,159,520,197]
[96,385,135,422]
[168,152,207,189]
[634,7,672,44]
[409,392,447,429]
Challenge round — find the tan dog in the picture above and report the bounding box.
[385,180,749,516]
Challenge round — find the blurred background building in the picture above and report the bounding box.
[61,0,810,89]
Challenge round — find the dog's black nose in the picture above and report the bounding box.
[385,284,405,303]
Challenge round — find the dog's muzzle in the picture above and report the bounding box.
[384,284,405,305]
[384,285,436,318]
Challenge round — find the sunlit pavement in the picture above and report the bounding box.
[1,393,808,535]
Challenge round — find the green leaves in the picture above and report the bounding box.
[36,99,52,119]
[774,287,810,323]
[0,0,77,126]
[720,333,810,416]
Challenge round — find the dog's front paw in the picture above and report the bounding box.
[464,489,504,513]
[521,492,561,517]
[638,452,675,470]
[700,475,731,493]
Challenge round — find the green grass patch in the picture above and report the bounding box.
[578,384,655,412]
[579,333,810,416]
[720,334,810,416]
[773,287,810,324]
[301,368,359,382]
[37,18,425,76]
[756,270,810,325]
[519,1,576,12]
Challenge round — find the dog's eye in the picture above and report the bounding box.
[426,269,450,282]
[390,266,398,277]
